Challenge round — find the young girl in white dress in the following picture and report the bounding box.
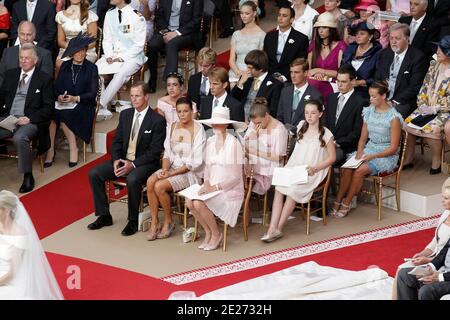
[261,100,336,242]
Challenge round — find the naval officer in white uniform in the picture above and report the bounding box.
[96,0,147,121]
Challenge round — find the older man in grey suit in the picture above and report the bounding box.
[277,58,323,130]
[0,21,53,87]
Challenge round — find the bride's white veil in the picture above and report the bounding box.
[0,190,63,300]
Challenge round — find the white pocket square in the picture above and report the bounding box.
[35,89,40,93]
[404,71,410,74]
[288,39,295,44]
[266,81,273,86]
[186,1,191,4]
[144,130,152,134]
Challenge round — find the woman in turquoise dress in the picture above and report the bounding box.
[332,81,403,218]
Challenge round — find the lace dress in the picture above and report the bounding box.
[229,29,266,82]
[276,121,333,203]
[55,10,99,62]
[350,106,403,175]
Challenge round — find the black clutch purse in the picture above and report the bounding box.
[410,114,437,127]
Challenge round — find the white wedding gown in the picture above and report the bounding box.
[199,261,394,300]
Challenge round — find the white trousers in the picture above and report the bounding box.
[99,59,142,109]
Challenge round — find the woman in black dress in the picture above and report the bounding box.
[45,33,99,167]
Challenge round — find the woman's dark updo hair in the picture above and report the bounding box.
[166,72,184,85]
[370,80,390,98]
[176,96,193,110]
[296,99,326,147]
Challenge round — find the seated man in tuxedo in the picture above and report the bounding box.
[231,50,282,120]
[399,0,440,59]
[0,44,53,193]
[263,4,308,83]
[9,0,56,52]
[0,21,53,87]
[199,67,244,123]
[147,0,203,93]
[96,0,147,121]
[324,65,366,166]
[397,238,450,300]
[374,23,428,119]
[187,47,216,109]
[277,58,322,129]
[87,81,166,236]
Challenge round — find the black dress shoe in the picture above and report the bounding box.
[19,174,35,193]
[219,27,234,38]
[121,221,138,236]
[430,166,441,175]
[69,161,78,168]
[402,163,414,170]
[44,151,56,168]
[87,215,113,230]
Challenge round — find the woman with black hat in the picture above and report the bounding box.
[342,21,382,100]
[44,32,99,168]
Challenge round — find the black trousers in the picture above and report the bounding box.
[397,267,450,300]
[88,160,158,222]
[212,0,233,29]
[147,33,194,86]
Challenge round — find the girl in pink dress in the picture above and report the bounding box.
[186,106,245,251]
[244,97,288,195]
[308,12,347,105]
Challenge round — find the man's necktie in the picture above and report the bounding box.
[19,73,28,89]
[253,78,261,91]
[335,94,346,124]
[388,55,401,99]
[200,76,207,95]
[213,98,219,108]
[131,113,140,140]
[409,20,417,43]
[118,9,122,24]
[277,33,286,62]
[27,1,34,21]
[292,89,301,111]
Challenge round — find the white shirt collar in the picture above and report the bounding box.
[20,67,35,84]
[134,106,149,124]
[256,72,268,83]
[294,82,308,93]
[214,91,227,106]
[395,47,408,61]
[338,88,354,105]
[27,0,37,5]
[412,14,426,25]
[278,27,292,37]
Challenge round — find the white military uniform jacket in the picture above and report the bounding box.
[102,5,147,65]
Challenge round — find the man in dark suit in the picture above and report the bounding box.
[324,65,366,166]
[187,47,216,108]
[10,0,56,52]
[212,0,234,38]
[399,0,440,59]
[147,0,203,92]
[397,238,450,300]
[0,21,53,87]
[427,0,450,33]
[263,4,308,82]
[0,44,53,193]
[88,82,166,236]
[277,58,323,129]
[231,50,282,119]
[374,23,428,119]
[199,67,244,123]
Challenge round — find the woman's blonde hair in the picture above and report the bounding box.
[442,178,450,196]
[0,190,18,219]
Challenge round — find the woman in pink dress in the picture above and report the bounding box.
[307,12,347,105]
[244,97,288,195]
[186,107,245,251]
[156,73,198,125]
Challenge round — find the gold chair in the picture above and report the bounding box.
[83,78,102,162]
[365,129,408,221]
[95,27,103,59]
[295,167,332,235]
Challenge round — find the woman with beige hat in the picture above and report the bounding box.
[185,106,245,251]
[307,12,347,104]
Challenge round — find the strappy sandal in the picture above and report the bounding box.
[157,222,176,239]
[335,203,351,218]
[146,224,161,241]
[329,201,341,217]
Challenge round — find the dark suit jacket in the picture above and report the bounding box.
[111,108,166,168]
[276,83,323,127]
[231,74,282,118]
[0,45,53,87]
[428,0,450,20]
[199,93,244,122]
[0,68,53,154]
[263,28,309,82]
[374,46,428,113]
[10,0,56,51]
[155,0,203,37]
[399,15,440,59]
[431,238,450,282]
[187,72,211,107]
[323,91,366,154]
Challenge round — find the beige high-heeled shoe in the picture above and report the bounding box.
[204,234,223,251]
[146,224,161,241]
[335,203,351,218]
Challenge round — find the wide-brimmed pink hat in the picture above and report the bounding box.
[354,0,379,12]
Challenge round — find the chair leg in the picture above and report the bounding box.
[106,181,111,203]
[223,224,228,252]
[183,205,188,229]
[192,218,198,243]
[184,50,189,85]
[373,179,379,206]
[83,142,87,162]
[263,192,268,226]
[39,155,44,173]
[306,201,311,235]
[378,178,383,221]
[91,135,96,154]
[395,176,401,212]
[322,192,327,226]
